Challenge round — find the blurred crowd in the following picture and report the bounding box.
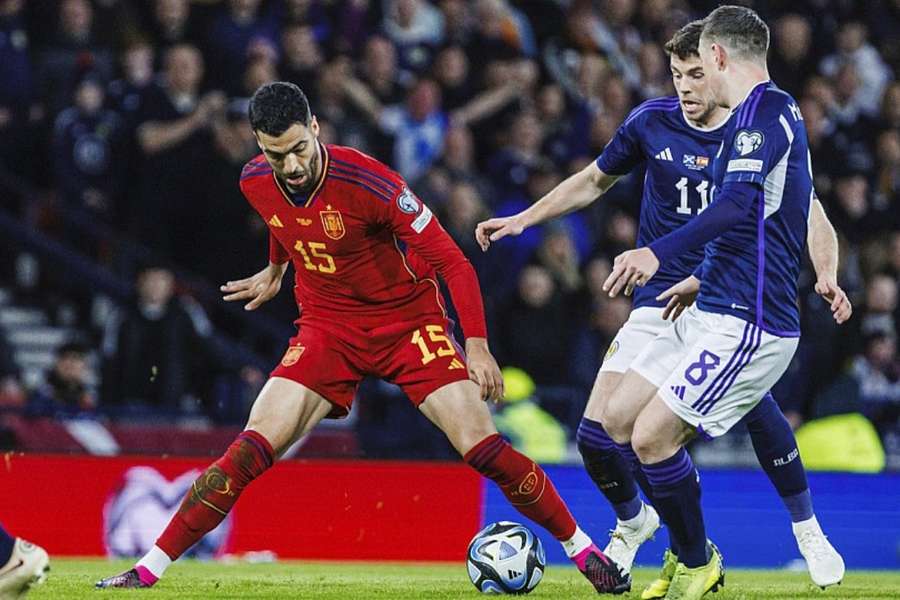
[0,0,898,452]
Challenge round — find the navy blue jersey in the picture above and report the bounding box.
[697,82,811,336]
[596,97,724,309]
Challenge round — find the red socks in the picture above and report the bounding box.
[156,430,274,559]
[464,434,577,541]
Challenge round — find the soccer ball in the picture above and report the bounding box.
[466,521,545,594]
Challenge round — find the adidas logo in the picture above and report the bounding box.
[448,358,465,370]
[654,147,674,161]
[670,385,686,400]
[268,215,284,228]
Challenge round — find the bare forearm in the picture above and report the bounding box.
[519,164,616,229]
[808,198,839,281]
[452,85,517,126]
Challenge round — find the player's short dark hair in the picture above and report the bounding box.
[701,5,769,62]
[664,20,704,60]
[248,81,312,136]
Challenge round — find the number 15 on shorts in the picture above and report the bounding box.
[411,325,463,369]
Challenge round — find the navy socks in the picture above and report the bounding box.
[744,393,813,522]
[642,448,708,567]
[577,418,642,521]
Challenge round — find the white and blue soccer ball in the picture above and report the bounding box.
[466,521,545,594]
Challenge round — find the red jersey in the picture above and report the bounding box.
[239,143,487,339]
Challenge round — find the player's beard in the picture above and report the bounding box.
[690,100,719,127]
[282,151,320,195]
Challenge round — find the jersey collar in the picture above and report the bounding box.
[680,107,730,133]
[272,141,330,208]
[730,79,771,117]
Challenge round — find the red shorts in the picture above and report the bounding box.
[270,312,470,418]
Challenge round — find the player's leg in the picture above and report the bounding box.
[579,307,673,528]
[0,522,50,597]
[630,396,725,600]
[97,377,333,588]
[743,393,844,587]
[419,381,631,594]
[578,369,660,572]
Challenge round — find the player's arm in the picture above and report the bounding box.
[386,191,503,401]
[477,105,646,250]
[220,232,290,310]
[807,196,852,323]
[603,179,757,297]
[475,162,618,250]
[605,102,794,297]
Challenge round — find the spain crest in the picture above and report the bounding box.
[319,208,345,240]
[281,344,305,367]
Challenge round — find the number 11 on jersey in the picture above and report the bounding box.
[675,177,710,215]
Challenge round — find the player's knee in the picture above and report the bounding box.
[630,426,676,464]
[455,427,499,457]
[599,404,632,445]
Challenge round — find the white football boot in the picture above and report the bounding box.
[792,516,844,588]
[603,503,661,573]
[0,539,49,599]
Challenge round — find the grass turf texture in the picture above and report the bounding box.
[28,559,900,599]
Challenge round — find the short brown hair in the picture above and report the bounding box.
[664,20,704,60]
[701,5,769,61]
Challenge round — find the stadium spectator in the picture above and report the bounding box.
[0,0,34,183]
[27,341,96,417]
[101,266,206,411]
[143,0,197,62]
[36,0,114,116]
[820,22,891,117]
[0,327,24,408]
[279,24,324,99]
[344,75,449,183]
[769,14,816,98]
[850,331,900,429]
[381,0,445,75]
[494,264,573,387]
[205,0,279,95]
[106,40,155,127]
[52,71,125,222]
[133,44,226,258]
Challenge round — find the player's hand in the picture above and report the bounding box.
[465,338,504,402]
[657,275,701,321]
[603,248,660,298]
[814,276,852,324]
[475,215,525,251]
[220,263,286,311]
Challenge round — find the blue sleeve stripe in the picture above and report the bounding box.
[328,174,392,203]
[623,98,680,125]
[330,164,397,196]
[331,158,400,192]
[239,168,273,181]
[737,86,765,128]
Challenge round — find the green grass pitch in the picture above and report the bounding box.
[28,559,900,599]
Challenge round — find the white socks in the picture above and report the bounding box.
[136,545,173,578]
[562,526,593,558]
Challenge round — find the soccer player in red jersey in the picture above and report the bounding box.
[96,82,630,594]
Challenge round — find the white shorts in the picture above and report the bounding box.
[630,306,799,438]
[599,307,670,374]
